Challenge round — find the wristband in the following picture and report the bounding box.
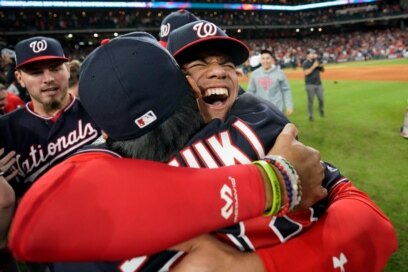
[253,160,281,216]
[264,155,302,211]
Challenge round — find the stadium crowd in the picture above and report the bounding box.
[244,27,408,69]
[1,0,407,76]
[1,2,404,33]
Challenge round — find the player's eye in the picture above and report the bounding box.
[186,61,206,69]
[223,62,235,69]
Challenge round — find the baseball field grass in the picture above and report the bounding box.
[241,58,408,271]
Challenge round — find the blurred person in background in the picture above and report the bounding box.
[0,83,6,114]
[68,59,81,97]
[401,98,408,138]
[247,49,294,116]
[0,82,24,115]
[1,48,29,103]
[303,48,325,122]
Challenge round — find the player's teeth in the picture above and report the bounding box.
[205,88,228,97]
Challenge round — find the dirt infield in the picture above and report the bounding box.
[240,64,408,83]
[283,64,408,81]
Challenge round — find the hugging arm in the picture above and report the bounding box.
[169,183,397,272]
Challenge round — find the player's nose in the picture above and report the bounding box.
[42,69,55,82]
[207,62,227,79]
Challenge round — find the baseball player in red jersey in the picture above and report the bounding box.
[0,36,101,271]
[9,33,324,269]
[10,32,396,271]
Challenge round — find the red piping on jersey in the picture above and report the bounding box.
[26,94,76,122]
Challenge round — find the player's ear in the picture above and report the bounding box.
[14,70,25,88]
[102,131,108,140]
[185,76,201,99]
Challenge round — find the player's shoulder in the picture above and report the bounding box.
[68,143,121,161]
[235,93,285,116]
[230,93,289,126]
[0,105,29,125]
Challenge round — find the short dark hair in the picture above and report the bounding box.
[260,49,273,57]
[260,49,277,62]
[106,92,204,162]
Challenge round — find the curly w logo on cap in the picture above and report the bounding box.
[167,20,249,66]
[14,36,69,69]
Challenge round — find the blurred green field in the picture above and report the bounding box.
[242,58,408,271]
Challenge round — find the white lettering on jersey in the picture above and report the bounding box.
[16,120,99,180]
[207,131,251,166]
[333,252,348,272]
[120,256,147,272]
[170,119,262,168]
[232,120,265,159]
[192,141,218,168]
[180,147,200,168]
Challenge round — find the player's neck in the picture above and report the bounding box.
[31,94,73,118]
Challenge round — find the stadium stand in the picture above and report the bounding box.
[0,0,406,65]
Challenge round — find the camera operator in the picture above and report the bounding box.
[303,49,325,121]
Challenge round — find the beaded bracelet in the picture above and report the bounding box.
[265,158,293,211]
[252,160,282,216]
[264,155,302,211]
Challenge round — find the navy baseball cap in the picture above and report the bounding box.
[167,20,249,66]
[14,36,69,69]
[159,9,199,47]
[79,32,190,141]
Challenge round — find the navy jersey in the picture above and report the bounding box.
[53,93,347,272]
[0,96,101,197]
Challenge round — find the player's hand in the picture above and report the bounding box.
[0,148,18,181]
[267,123,327,210]
[169,234,265,272]
[286,108,293,116]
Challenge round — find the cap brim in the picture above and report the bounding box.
[173,36,249,66]
[16,56,69,69]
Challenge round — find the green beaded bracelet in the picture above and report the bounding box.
[253,160,282,216]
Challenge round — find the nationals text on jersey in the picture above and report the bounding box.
[16,119,99,181]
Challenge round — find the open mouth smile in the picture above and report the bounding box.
[203,87,229,105]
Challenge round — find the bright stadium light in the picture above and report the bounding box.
[93,33,98,38]
[0,0,381,10]
[310,28,314,32]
